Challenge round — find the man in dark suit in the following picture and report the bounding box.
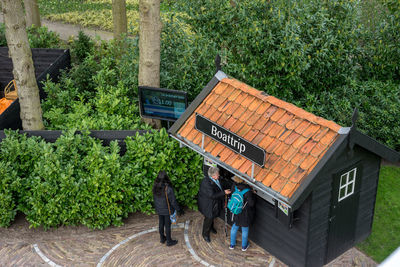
[198,166,231,242]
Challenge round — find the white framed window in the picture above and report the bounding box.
[338,168,357,202]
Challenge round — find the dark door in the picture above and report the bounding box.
[326,165,361,262]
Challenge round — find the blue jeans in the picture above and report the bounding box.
[230,223,249,248]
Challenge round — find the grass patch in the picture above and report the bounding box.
[357,165,400,263]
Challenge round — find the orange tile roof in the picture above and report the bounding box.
[177,77,341,199]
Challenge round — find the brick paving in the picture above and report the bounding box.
[0,210,376,267]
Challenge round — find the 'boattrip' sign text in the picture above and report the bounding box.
[195,114,265,166]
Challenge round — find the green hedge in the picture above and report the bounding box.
[0,129,202,229]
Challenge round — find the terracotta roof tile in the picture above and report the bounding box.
[247,164,262,177]
[255,168,269,182]
[282,146,298,161]
[300,154,318,170]
[255,102,271,115]
[248,98,262,111]
[253,115,269,130]
[210,143,225,157]
[261,170,279,186]
[226,153,240,166]
[274,143,290,156]
[272,158,288,173]
[265,139,281,153]
[271,176,287,192]
[214,82,229,95]
[219,148,234,162]
[268,123,285,138]
[230,120,245,133]
[204,106,218,119]
[278,128,292,141]
[223,116,237,130]
[264,105,278,119]
[292,135,309,149]
[244,129,259,141]
[289,168,307,183]
[225,102,240,116]
[205,139,218,152]
[290,151,307,166]
[270,109,286,122]
[286,118,303,130]
[252,133,266,145]
[280,163,298,179]
[312,127,329,142]
[238,110,255,123]
[280,182,298,197]
[216,113,230,126]
[264,153,279,168]
[217,100,231,113]
[232,105,246,119]
[294,121,311,135]
[284,131,300,145]
[210,110,222,122]
[277,113,294,126]
[178,114,196,137]
[220,84,235,98]
[259,135,274,149]
[302,124,321,138]
[192,131,203,144]
[234,92,249,104]
[320,130,338,145]
[205,93,218,106]
[186,129,200,142]
[238,159,253,174]
[247,113,264,125]
[238,123,251,137]
[213,95,227,108]
[310,142,328,158]
[197,103,211,116]
[228,89,242,101]
[241,95,256,107]
[314,117,341,132]
[299,139,318,154]
[231,155,247,170]
[260,120,274,135]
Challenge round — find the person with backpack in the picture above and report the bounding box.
[228,176,255,251]
[198,166,231,243]
[153,170,183,247]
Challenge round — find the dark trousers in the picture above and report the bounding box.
[158,215,172,242]
[202,216,215,238]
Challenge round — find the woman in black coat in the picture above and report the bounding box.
[229,176,255,251]
[153,170,180,247]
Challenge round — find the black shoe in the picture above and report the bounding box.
[203,235,211,243]
[160,235,166,244]
[211,228,217,234]
[166,240,178,246]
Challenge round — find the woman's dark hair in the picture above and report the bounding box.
[152,170,172,196]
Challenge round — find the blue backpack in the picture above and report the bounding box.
[228,186,250,215]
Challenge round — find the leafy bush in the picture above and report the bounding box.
[0,161,18,227]
[26,25,61,48]
[0,23,61,48]
[69,30,95,64]
[0,129,202,229]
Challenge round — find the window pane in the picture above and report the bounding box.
[340,174,347,187]
[347,182,354,195]
[339,187,346,200]
[348,169,356,182]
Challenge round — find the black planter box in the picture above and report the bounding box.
[0,47,71,129]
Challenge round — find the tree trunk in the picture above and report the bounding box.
[1,0,44,130]
[139,0,162,128]
[112,0,127,39]
[23,0,41,28]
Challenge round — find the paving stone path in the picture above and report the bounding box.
[0,210,377,267]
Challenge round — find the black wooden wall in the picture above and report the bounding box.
[249,195,311,267]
